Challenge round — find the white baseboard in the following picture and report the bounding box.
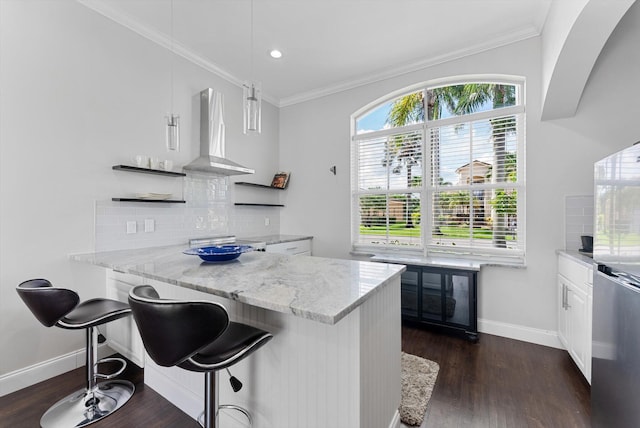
[388,410,401,428]
[0,343,113,397]
[478,318,564,349]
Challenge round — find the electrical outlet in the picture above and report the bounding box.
[144,218,155,232]
[264,217,270,226]
[126,221,137,234]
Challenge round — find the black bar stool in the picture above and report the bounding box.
[128,284,273,428]
[16,278,135,428]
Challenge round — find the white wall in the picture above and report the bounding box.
[540,0,635,120]
[279,1,640,345]
[0,0,279,385]
[550,0,640,152]
[540,0,588,105]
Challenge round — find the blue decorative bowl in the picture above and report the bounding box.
[183,245,254,262]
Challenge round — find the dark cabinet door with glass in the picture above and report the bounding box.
[400,265,478,342]
[400,268,420,318]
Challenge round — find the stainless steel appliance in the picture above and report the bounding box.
[592,143,640,428]
[183,89,255,176]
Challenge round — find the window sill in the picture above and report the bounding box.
[365,251,526,270]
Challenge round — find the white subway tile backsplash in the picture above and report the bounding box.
[95,173,279,251]
[565,206,585,216]
[565,195,594,251]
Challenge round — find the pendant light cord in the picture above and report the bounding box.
[170,0,175,112]
[250,0,254,81]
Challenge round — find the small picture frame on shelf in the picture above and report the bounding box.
[271,172,290,189]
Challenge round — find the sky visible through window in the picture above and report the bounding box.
[356,101,393,134]
[356,97,513,186]
[356,90,500,134]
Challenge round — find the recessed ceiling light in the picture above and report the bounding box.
[269,49,283,59]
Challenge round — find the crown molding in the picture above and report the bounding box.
[77,0,539,109]
[76,0,279,106]
[278,25,540,107]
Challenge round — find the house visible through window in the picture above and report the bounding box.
[351,79,525,261]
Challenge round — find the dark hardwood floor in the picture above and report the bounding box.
[403,326,591,428]
[0,359,197,428]
[1,326,590,428]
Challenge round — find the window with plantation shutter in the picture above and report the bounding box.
[352,79,525,262]
[353,128,423,248]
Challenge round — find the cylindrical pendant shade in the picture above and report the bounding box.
[243,82,262,134]
[166,114,180,151]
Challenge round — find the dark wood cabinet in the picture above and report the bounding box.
[401,265,478,341]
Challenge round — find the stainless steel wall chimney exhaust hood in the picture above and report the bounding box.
[183,88,255,175]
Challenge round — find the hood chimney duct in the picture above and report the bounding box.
[183,89,255,175]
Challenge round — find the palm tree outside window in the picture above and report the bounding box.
[352,78,525,261]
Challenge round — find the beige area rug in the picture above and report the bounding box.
[400,352,440,426]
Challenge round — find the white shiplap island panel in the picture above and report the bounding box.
[71,246,405,428]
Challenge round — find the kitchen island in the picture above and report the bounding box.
[72,245,405,428]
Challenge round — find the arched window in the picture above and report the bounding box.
[351,78,525,261]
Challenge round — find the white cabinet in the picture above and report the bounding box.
[557,253,593,383]
[266,239,312,256]
[105,271,145,367]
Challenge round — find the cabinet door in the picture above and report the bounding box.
[448,273,470,326]
[400,269,419,318]
[421,271,443,322]
[398,265,477,339]
[567,282,588,376]
[557,276,569,349]
[586,292,593,383]
[266,239,311,255]
[420,270,471,325]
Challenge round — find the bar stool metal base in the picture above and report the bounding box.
[40,380,135,428]
[197,371,253,428]
[198,404,252,428]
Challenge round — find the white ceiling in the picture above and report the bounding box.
[81,0,552,106]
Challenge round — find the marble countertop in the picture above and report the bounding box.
[242,234,313,245]
[556,249,595,269]
[71,245,404,325]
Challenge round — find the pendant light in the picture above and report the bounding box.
[243,0,261,134]
[166,0,180,151]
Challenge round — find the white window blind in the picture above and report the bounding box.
[352,79,526,262]
[428,111,524,260]
[352,129,423,249]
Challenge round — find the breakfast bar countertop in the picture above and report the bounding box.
[71,245,405,325]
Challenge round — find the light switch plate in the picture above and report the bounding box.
[144,218,155,232]
[126,221,137,234]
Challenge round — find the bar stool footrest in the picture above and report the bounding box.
[95,357,127,380]
[197,403,252,427]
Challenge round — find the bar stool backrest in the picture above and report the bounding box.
[17,279,80,327]
[128,285,230,368]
